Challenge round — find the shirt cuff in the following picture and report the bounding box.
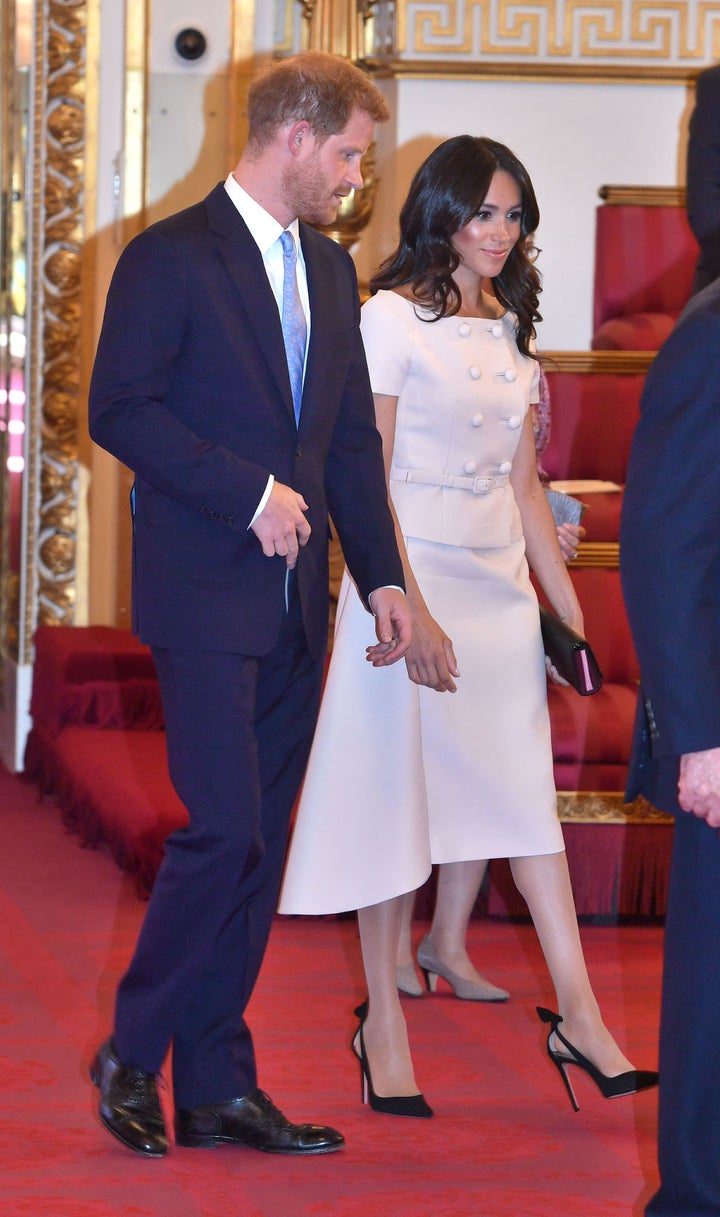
[368,586,405,614]
[248,475,274,528]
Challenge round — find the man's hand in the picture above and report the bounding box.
[678,747,720,828]
[365,588,412,667]
[251,482,311,568]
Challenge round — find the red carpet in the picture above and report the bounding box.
[1,764,662,1215]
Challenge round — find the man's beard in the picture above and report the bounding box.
[281,161,342,226]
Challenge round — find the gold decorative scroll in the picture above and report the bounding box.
[557,792,673,824]
[390,1,720,73]
[28,0,87,644]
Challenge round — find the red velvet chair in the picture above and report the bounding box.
[542,358,648,542]
[543,567,640,791]
[591,187,698,351]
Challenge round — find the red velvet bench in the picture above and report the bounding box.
[23,626,186,897]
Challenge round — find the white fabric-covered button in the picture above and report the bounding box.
[471,413,484,428]
[507,414,522,429]
[458,322,471,337]
[463,460,478,475]
[503,368,517,383]
[498,460,512,474]
[491,322,504,338]
[469,365,482,380]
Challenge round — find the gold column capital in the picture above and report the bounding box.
[300,0,377,61]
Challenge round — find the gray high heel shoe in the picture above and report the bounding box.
[396,963,424,998]
[416,934,510,1002]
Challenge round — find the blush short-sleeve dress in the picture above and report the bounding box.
[278,291,564,916]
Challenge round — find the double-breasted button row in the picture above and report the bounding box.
[456,320,505,339]
[457,320,517,389]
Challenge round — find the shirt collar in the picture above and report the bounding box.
[224,173,300,256]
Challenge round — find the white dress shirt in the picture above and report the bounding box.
[224,173,310,523]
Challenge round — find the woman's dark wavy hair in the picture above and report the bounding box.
[370,135,542,358]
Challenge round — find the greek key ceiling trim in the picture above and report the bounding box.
[394,1,720,70]
[27,0,86,648]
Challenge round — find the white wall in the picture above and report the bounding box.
[354,78,695,350]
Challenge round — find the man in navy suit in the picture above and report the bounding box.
[88,51,411,1159]
[621,277,720,1216]
[687,63,720,294]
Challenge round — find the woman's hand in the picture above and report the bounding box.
[556,521,586,563]
[544,603,585,686]
[545,655,568,686]
[405,604,460,692]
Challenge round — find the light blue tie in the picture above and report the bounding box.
[279,230,307,425]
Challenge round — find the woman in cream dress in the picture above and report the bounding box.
[280,137,656,1116]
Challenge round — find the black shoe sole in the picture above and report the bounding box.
[175,1133,344,1155]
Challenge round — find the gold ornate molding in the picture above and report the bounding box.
[27,0,87,647]
[541,349,655,375]
[599,184,687,207]
[569,541,620,570]
[557,792,673,825]
[367,55,700,85]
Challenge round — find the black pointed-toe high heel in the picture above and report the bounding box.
[536,1007,658,1112]
[352,1002,433,1118]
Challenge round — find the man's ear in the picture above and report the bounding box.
[286,120,312,158]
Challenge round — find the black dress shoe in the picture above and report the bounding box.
[89,1037,168,1157]
[175,1089,344,1155]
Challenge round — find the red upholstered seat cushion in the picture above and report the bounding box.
[593,204,697,328]
[568,567,639,686]
[31,625,160,736]
[542,370,643,485]
[541,369,644,542]
[571,491,622,543]
[548,682,638,771]
[535,567,640,791]
[592,202,697,352]
[592,312,678,352]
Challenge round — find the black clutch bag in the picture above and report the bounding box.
[539,606,603,696]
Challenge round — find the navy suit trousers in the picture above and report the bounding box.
[646,811,720,1217]
[113,583,325,1108]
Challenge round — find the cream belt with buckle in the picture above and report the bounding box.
[390,467,510,495]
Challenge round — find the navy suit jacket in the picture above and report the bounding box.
[687,63,720,293]
[90,183,403,659]
[620,277,720,812]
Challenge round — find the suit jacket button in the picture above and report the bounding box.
[296,445,302,457]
